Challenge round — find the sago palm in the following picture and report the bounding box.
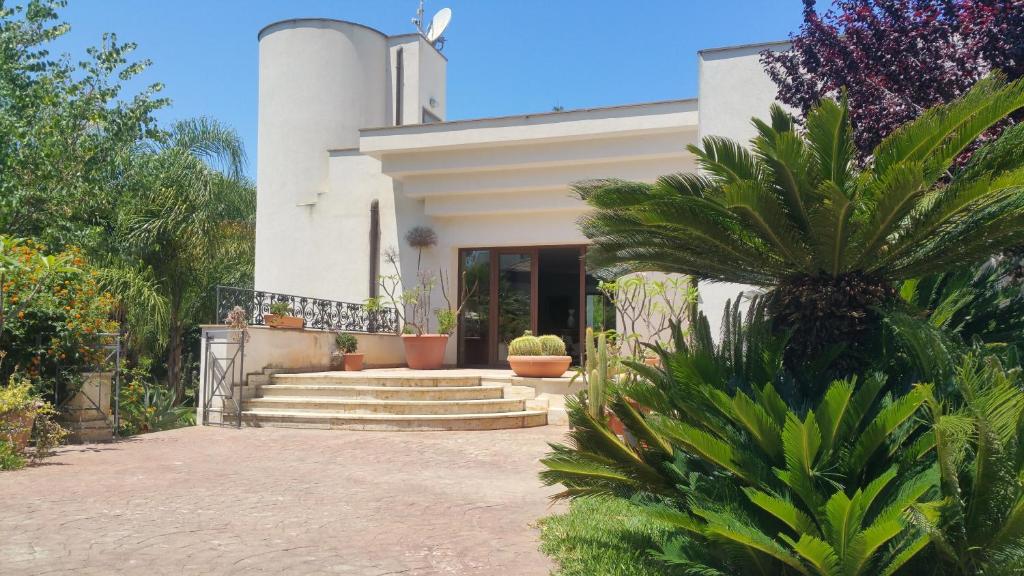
[907,354,1024,574]
[577,74,1024,372]
[541,321,938,574]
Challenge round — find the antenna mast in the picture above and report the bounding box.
[412,0,426,35]
[412,1,451,50]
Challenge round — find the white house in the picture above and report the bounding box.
[253,17,787,368]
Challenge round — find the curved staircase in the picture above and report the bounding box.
[235,371,548,431]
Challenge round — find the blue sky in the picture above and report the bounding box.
[53,1,805,177]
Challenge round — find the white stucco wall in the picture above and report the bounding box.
[695,41,789,336]
[388,35,447,126]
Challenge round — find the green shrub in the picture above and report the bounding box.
[542,309,940,574]
[268,301,291,316]
[0,377,35,413]
[334,332,358,354]
[0,238,119,396]
[435,308,457,336]
[0,440,25,471]
[119,359,194,434]
[0,377,67,468]
[539,497,675,576]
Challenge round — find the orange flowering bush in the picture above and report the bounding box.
[0,238,118,396]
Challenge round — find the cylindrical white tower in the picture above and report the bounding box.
[255,19,389,292]
[258,19,388,202]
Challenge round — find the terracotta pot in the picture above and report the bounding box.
[264,314,303,329]
[343,353,365,371]
[507,355,572,378]
[401,334,449,370]
[606,399,645,438]
[607,408,626,436]
[2,409,34,452]
[329,351,344,371]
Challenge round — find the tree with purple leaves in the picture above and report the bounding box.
[762,0,1024,159]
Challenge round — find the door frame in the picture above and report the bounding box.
[457,245,587,367]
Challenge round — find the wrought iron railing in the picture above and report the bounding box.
[215,286,399,334]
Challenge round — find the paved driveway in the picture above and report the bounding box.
[0,425,568,575]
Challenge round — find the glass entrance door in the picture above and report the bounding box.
[496,252,533,363]
[459,250,491,366]
[459,246,598,367]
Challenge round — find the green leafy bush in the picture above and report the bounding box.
[0,377,68,469]
[0,440,24,471]
[268,301,292,316]
[541,300,1024,574]
[435,308,457,336]
[334,332,358,354]
[0,237,118,396]
[118,359,194,435]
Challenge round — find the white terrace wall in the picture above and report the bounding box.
[695,41,790,336]
[229,326,404,373]
[197,325,405,424]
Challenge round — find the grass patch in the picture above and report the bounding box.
[539,496,674,576]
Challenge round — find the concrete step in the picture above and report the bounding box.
[243,397,526,415]
[259,384,504,401]
[230,409,548,431]
[271,373,481,388]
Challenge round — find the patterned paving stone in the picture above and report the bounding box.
[0,425,568,575]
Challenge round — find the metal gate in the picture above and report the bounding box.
[50,332,122,437]
[201,329,245,427]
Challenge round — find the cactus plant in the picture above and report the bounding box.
[577,327,622,419]
[538,334,567,356]
[508,330,543,356]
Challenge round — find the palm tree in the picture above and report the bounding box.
[577,74,1024,372]
[107,118,254,400]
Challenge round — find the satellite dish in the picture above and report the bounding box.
[425,7,451,44]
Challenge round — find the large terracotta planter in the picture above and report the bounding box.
[2,409,34,452]
[401,334,449,370]
[264,314,303,329]
[343,353,365,371]
[507,355,572,378]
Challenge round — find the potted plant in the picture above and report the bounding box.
[507,331,572,378]
[370,244,475,370]
[264,301,303,329]
[333,332,364,371]
[0,378,67,467]
[0,380,38,453]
